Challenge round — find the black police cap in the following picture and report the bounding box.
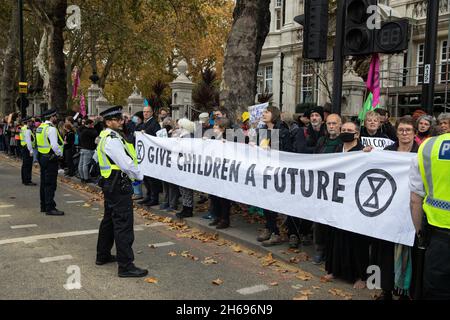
[100,106,123,120]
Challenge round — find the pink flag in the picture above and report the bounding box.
[80,94,86,117]
[366,53,380,109]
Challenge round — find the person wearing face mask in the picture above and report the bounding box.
[415,115,434,146]
[36,109,65,216]
[324,121,370,290]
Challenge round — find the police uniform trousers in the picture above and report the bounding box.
[96,173,135,270]
[38,153,58,212]
[21,146,33,184]
[423,227,450,300]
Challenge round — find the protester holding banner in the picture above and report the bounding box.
[256,106,293,247]
[311,114,343,265]
[138,105,162,207]
[208,118,233,229]
[415,115,434,146]
[176,118,195,219]
[369,116,419,300]
[361,111,389,139]
[160,117,180,211]
[324,121,370,288]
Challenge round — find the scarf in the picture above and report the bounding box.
[394,244,413,296]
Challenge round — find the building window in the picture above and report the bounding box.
[257,65,273,94]
[417,43,425,85]
[275,0,282,30]
[300,60,316,103]
[440,40,450,83]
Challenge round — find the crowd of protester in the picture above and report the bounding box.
[1,103,450,300]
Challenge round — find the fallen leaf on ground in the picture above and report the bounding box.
[320,276,332,283]
[293,294,309,300]
[270,282,278,286]
[82,203,91,207]
[300,289,313,296]
[212,279,223,286]
[168,252,177,257]
[312,286,321,290]
[328,288,353,300]
[231,245,242,253]
[296,270,313,281]
[162,217,172,223]
[144,277,158,284]
[202,257,218,265]
[148,244,156,249]
[261,253,277,267]
[181,251,190,257]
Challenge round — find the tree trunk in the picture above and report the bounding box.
[47,0,68,111]
[28,0,67,112]
[219,0,271,118]
[0,1,19,115]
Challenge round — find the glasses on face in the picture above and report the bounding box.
[397,128,414,134]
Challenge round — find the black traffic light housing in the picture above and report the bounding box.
[343,0,410,56]
[374,19,410,54]
[344,0,377,56]
[294,0,328,61]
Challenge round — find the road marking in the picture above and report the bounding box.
[0,205,15,208]
[0,215,12,218]
[0,228,145,246]
[10,224,38,229]
[237,285,270,295]
[66,200,85,204]
[91,208,100,211]
[39,255,73,263]
[148,241,175,248]
[63,194,72,197]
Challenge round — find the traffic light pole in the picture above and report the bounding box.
[421,0,439,115]
[332,0,346,114]
[18,0,26,117]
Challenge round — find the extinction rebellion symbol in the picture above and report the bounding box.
[137,140,145,164]
[355,169,397,217]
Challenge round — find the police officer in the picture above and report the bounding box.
[410,132,450,299]
[36,109,64,216]
[96,106,148,278]
[20,116,36,186]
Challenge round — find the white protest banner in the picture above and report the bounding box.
[136,133,416,246]
[361,136,395,150]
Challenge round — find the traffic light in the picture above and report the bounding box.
[374,19,409,54]
[294,0,328,61]
[343,0,410,56]
[343,0,377,56]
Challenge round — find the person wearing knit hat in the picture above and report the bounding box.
[415,114,434,146]
[309,106,325,120]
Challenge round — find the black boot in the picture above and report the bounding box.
[177,206,193,218]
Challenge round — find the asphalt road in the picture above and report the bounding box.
[0,154,378,300]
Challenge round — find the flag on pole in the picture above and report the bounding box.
[80,94,86,117]
[72,67,80,99]
[359,53,380,124]
[144,98,149,107]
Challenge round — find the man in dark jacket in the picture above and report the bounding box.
[138,106,162,206]
[293,106,327,154]
[312,114,343,265]
[78,119,98,183]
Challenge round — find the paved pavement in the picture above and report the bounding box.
[0,153,379,300]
